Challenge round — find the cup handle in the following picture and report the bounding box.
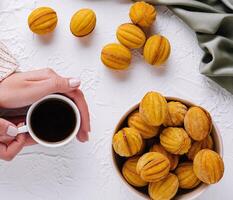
[17,125,28,134]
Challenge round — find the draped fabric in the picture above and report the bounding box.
[133,0,233,94]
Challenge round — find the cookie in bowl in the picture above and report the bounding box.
[112,91,224,200]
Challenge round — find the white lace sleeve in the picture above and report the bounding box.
[0,42,18,81]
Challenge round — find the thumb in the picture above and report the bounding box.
[0,118,18,137]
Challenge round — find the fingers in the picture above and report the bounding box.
[0,120,22,145]
[0,118,18,137]
[19,68,56,81]
[37,68,81,92]
[47,75,81,93]
[24,134,37,146]
[0,135,15,144]
[25,68,81,101]
[66,89,90,142]
[77,129,89,143]
[0,68,81,108]
[17,122,36,146]
[0,133,26,161]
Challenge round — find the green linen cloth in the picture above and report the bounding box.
[133,0,233,94]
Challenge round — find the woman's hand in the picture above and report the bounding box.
[0,118,28,161]
[65,89,90,142]
[0,68,90,145]
[0,68,80,108]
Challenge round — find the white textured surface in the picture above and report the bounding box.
[1,0,233,199]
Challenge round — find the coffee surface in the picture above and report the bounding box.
[30,98,77,143]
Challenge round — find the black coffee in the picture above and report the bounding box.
[30,98,77,143]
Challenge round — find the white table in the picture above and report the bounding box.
[1,0,233,199]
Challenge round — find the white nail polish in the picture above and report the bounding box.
[69,78,81,87]
[7,126,18,137]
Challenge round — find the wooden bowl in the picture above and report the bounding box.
[111,97,223,200]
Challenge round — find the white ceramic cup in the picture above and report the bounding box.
[17,94,81,148]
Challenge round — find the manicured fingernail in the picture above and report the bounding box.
[83,132,89,142]
[69,78,81,88]
[78,131,89,143]
[7,126,18,137]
